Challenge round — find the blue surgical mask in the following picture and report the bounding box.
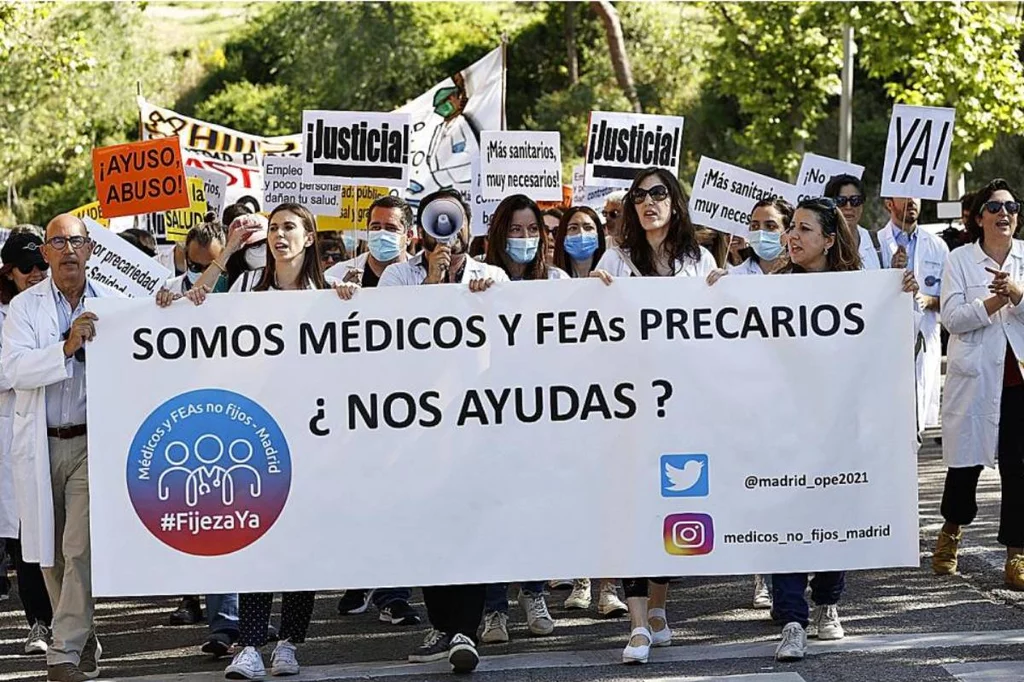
[505,237,539,265]
[342,231,359,253]
[368,230,402,262]
[185,269,202,286]
[748,230,783,261]
[564,233,599,261]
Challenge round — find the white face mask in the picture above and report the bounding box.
[244,244,267,270]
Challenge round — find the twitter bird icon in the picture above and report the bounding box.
[660,454,709,497]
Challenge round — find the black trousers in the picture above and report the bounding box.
[622,577,671,599]
[422,584,486,640]
[3,538,53,627]
[941,385,1024,547]
[238,592,316,647]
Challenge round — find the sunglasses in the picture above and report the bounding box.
[44,235,90,251]
[186,260,207,274]
[15,261,48,275]
[984,200,1020,215]
[630,185,670,204]
[833,195,865,208]
[602,209,620,220]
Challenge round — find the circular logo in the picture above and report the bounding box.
[924,275,939,288]
[126,389,291,556]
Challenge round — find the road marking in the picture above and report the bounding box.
[945,662,1024,681]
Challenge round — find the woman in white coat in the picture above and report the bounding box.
[0,230,54,655]
[933,178,1024,589]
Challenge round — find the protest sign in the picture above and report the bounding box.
[689,157,797,236]
[139,97,300,156]
[83,218,171,297]
[470,156,500,237]
[302,111,412,189]
[881,104,956,201]
[795,153,865,203]
[479,131,561,202]
[353,185,399,228]
[183,148,264,211]
[571,165,616,211]
[87,271,917,595]
[262,155,353,231]
[185,166,227,222]
[161,177,208,243]
[93,137,189,219]
[584,111,684,189]
[70,201,109,228]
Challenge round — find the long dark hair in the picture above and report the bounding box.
[621,168,700,276]
[485,194,548,280]
[254,203,328,291]
[553,206,606,276]
[967,178,1019,243]
[779,197,861,273]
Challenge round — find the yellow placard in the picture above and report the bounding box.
[69,201,109,227]
[164,177,208,242]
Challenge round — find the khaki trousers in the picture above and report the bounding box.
[41,434,93,666]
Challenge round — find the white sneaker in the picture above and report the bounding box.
[225,645,267,680]
[622,627,651,664]
[564,579,592,610]
[25,622,50,654]
[648,607,671,647]
[270,639,299,676]
[480,611,509,643]
[810,604,844,640]
[519,591,554,636]
[597,582,628,617]
[775,622,807,662]
[753,575,772,609]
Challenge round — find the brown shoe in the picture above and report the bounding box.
[47,663,89,682]
[79,633,101,679]
[932,529,962,575]
[1006,555,1024,590]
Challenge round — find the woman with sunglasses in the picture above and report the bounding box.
[0,229,55,657]
[592,168,714,665]
[933,179,1024,591]
[552,206,607,278]
[823,174,881,269]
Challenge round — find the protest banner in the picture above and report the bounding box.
[479,131,561,202]
[185,166,227,222]
[139,97,300,156]
[161,176,208,243]
[83,218,171,297]
[302,111,412,189]
[93,137,189,219]
[571,165,616,211]
[470,156,500,237]
[87,271,917,595]
[70,201,109,228]
[689,157,798,236]
[262,155,357,232]
[183,147,265,211]
[795,153,865,203]
[353,185,400,228]
[584,111,685,189]
[881,104,956,201]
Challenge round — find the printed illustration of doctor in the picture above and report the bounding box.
[157,435,263,508]
[410,71,481,196]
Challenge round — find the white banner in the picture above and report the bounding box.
[185,166,227,223]
[183,148,265,212]
[571,165,616,211]
[470,157,499,237]
[86,272,918,596]
[689,157,798,236]
[262,156,343,217]
[795,153,865,203]
[139,97,300,157]
[881,104,956,201]
[84,218,171,297]
[301,110,411,189]
[479,131,561,201]
[584,111,684,189]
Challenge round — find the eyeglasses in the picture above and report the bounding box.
[602,209,621,220]
[833,195,865,208]
[44,236,89,251]
[984,200,1021,215]
[16,262,48,275]
[630,185,670,204]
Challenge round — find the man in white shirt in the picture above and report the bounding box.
[326,196,414,289]
[823,174,881,270]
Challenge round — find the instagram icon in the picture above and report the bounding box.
[663,513,714,556]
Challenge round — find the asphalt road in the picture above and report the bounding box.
[3,429,1023,682]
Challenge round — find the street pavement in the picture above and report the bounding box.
[3,429,1024,682]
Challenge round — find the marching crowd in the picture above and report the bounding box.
[0,166,1022,681]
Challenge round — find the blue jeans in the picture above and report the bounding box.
[484,582,545,614]
[373,587,412,609]
[207,593,239,638]
[770,572,845,628]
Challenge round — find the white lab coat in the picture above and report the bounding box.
[857,226,882,270]
[879,222,949,428]
[0,303,17,539]
[325,253,370,284]
[940,241,1024,468]
[1,278,122,565]
[729,257,767,275]
[379,253,510,287]
[595,246,716,278]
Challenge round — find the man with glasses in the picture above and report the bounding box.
[2,214,123,682]
[602,190,626,248]
[823,174,881,269]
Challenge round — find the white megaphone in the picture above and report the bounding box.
[419,196,465,244]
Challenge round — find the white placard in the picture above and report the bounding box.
[87,272,917,595]
[479,131,562,202]
[881,104,956,201]
[183,148,265,212]
[263,156,343,217]
[470,156,500,237]
[302,110,411,189]
[795,153,865,203]
[185,166,227,222]
[689,157,797,236]
[571,165,616,211]
[584,111,685,189]
[84,218,172,297]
